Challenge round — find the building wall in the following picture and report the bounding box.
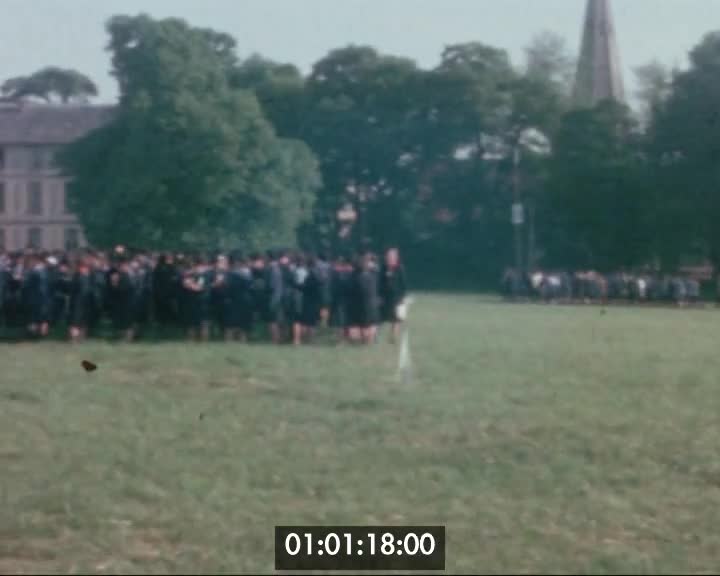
[0,144,86,251]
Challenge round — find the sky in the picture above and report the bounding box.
[2,0,720,105]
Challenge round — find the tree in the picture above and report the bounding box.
[648,32,720,270]
[1,67,98,103]
[298,41,565,283]
[514,32,574,137]
[634,60,672,125]
[525,31,575,88]
[301,45,423,249]
[545,101,651,271]
[509,33,574,271]
[60,15,320,251]
[230,55,306,138]
[428,42,517,155]
[352,42,523,284]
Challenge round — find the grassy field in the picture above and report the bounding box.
[2,294,720,574]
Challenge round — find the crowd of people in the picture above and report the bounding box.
[501,268,715,305]
[0,246,408,345]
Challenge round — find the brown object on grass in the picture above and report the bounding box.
[81,360,98,372]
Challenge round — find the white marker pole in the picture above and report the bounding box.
[397,296,414,384]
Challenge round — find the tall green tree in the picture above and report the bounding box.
[511,33,574,270]
[405,43,517,280]
[634,60,672,126]
[60,15,320,251]
[411,40,572,282]
[648,32,720,270]
[230,55,306,139]
[2,67,98,103]
[301,46,423,248]
[295,40,568,282]
[545,101,651,271]
[514,32,574,137]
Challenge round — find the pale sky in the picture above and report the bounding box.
[2,0,719,104]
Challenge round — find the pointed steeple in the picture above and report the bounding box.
[573,0,625,108]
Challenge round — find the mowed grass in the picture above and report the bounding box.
[2,295,720,574]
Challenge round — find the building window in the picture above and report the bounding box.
[64,228,80,251]
[46,148,58,169]
[60,182,69,213]
[27,227,42,249]
[14,182,23,213]
[0,182,4,214]
[28,182,43,215]
[30,148,44,170]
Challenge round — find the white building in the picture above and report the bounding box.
[0,102,113,251]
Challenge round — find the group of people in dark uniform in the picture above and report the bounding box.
[0,246,408,345]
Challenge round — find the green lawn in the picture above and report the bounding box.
[2,295,720,574]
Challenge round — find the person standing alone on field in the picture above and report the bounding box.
[379,247,407,343]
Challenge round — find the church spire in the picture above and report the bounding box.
[573,0,625,108]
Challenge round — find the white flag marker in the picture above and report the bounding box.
[397,296,414,384]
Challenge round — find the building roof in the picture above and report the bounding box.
[0,103,115,145]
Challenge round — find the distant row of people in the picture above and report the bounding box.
[0,246,408,344]
[501,268,714,305]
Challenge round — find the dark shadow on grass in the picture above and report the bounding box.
[335,398,385,412]
[0,324,356,348]
[0,390,42,404]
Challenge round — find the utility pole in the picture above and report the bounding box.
[358,202,367,252]
[527,198,536,272]
[512,146,524,274]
